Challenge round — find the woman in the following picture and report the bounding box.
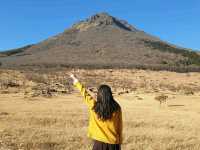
[70,74,123,150]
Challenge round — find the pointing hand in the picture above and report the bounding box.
[70,74,79,84]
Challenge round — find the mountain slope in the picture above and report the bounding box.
[0,12,200,71]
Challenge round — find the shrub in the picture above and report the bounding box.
[155,94,168,106]
[25,73,49,84]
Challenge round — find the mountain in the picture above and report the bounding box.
[1,12,200,71]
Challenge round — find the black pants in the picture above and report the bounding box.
[92,140,121,150]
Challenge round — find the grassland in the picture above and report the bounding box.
[1,69,200,150]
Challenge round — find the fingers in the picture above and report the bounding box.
[70,74,75,78]
[69,74,76,80]
[69,73,78,84]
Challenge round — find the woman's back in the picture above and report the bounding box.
[74,81,123,144]
[88,107,122,144]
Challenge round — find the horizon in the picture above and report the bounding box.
[0,0,199,51]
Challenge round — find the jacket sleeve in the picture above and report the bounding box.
[74,81,95,108]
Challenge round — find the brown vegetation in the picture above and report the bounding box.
[1,69,200,97]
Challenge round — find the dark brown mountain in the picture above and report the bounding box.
[1,12,200,71]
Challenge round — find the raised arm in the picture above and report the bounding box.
[70,74,95,108]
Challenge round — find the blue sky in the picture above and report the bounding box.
[0,0,199,51]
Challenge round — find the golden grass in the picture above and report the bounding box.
[1,91,200,150]
[1,69,200,149]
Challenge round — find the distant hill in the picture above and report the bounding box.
[0,12,200,72]
[0,45,33,57]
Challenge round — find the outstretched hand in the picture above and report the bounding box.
[69,74,79,84]
[70,73,97,101]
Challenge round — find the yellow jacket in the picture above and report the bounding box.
[74,81,123,144]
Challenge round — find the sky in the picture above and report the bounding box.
[0,0,200,51]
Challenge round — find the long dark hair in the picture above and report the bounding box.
[93,84,120,121]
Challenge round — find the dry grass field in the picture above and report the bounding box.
[1,69,200,150]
